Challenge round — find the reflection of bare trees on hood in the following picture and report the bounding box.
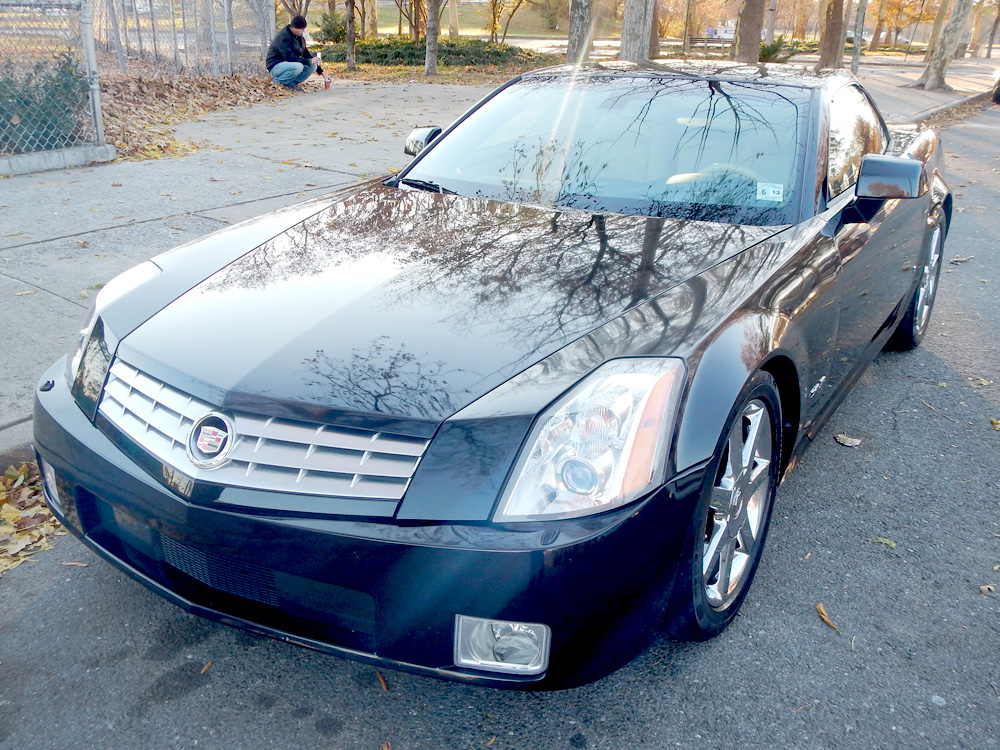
[200,185,782,378]
[303,337,465,419]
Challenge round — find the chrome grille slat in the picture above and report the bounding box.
[97,358,429,512]
[233,414,426,457]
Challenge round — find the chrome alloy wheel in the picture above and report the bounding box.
[703,398,774,610]
[913,225,943,339]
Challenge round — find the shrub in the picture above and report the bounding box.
[759,35,795,63]
[0,52,89,155]
[319,36,554,66]
[315,11,347,43]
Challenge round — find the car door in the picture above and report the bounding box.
[824,84,926,388]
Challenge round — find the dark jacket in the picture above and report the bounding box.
[266,25,324,74]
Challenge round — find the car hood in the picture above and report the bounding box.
[118,184,780,425]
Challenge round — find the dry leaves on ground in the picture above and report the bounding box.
[816,602,842,634]
[101,74,294,160]
[1,463,65,578]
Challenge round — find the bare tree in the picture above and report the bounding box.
[346,0,357,70]
[868,0,888,48]
[425,0,441,74]
[731,0,768,63]
[851,0,870,73]
[814,0,846,69]
[619,0,656,61]
[924,0,952,60]
[567,0,595,62]
[448,0,460,37]
[912,0,977,88]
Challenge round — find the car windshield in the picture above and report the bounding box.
[404,73,809,226]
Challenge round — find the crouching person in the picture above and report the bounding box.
[266,15,331,91]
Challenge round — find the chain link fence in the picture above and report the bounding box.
[92,0,277,75]
[0,0,106,158]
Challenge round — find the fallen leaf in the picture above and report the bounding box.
[949,255,973,264]
[14,290,36,296]
[381,743,392,750]
[111,183,122,187]
[979,585,996,595]
[60,562,88,567]
[990,419,1000,431]
[970,377,993,387]
[816,602,841,634]
[11,113,21,125]
[834,434,862,447]
[803,552,812,560]
[377,671,389,691]
[80,290,89,299]
[871,537,897,549]
[200,660,214,674]
[486,737,496,746]
[77,240,90,248]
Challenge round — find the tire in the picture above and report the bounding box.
[886,220,944,351]
[665,371,782,640]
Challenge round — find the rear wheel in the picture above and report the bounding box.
[666,371,782,639]
[887,222,944,351]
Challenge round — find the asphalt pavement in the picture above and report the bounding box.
[1,58,999,750]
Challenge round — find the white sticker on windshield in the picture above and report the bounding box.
[756,183,784,202]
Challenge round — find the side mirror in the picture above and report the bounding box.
[404,126,442,157]
[855,154,925,199]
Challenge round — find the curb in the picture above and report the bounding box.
[909,90,993,123]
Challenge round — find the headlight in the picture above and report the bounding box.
[495,358,685,521]
[66,261,161,384]
[65,261,161,417]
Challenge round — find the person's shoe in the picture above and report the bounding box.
[280,83,305,92]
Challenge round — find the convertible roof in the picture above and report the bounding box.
[524,60,854,90]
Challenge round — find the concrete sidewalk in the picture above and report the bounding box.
[0,63,994,455]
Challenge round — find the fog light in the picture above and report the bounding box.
[39,459,61,511]
[454,615,550,675]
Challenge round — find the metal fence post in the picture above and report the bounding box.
[80,0,108,147]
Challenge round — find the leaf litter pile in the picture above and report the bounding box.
[0,463,65,578]
[101,73,295,160]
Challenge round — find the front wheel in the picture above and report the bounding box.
[887,221,944,351]
[665,371,782,640]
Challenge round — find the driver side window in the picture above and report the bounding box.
[827,85,888,198]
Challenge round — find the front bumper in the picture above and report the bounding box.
[34,361,706,689]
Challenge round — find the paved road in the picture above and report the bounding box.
[1,77,999,750]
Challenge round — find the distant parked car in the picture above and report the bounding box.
[36,62,951,689]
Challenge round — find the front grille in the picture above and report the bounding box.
[98,359,429,513]
[161,534,279,607]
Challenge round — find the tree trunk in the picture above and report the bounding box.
[619,0,656,61]
[425,0,440,74]
[868,0,887,50]
[448,0,459,37]
[793,0,809,40]
[988,6,1000,57]
[731,0,768,63]
[851,0,869,74]
[566,0,595,63]
[346,0,356,70]
[816,0,830,40]
[368,0,379,38]
[839,0,854,51]
[924,0,951,61]
[914,0,976,87]
[814,0,846,69]
[968,0,985,55]
[648,1,660,58]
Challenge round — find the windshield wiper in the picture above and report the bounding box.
[399,177,455,194]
